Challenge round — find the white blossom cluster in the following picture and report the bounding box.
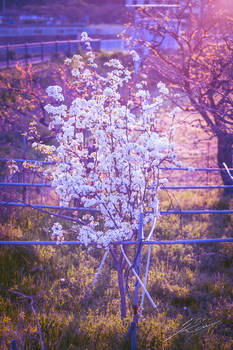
[51,222,64,243]
[157,81,169,95]
[40,32,180,247]
[46,86,64,102]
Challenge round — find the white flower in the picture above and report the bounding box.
[51,222,64,243]
[103,87,114,97]
[157,81,169,95]
[46,86,64,101]
[81,31,89,41]
[83,69,91,78]
[104,59,123,69]
[136,89,148,98]
[130,50,140,61]
[64,58,72,65]
[44,104,67,117]
[71,68,80,77]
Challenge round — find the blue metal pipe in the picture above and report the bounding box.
[0,238,232,246]
[11,340,18,350]
[1,183,233,190]
[158,167,233,171]
[0,158,233,172]
[143,238,233,245]
[0,202,98,211]
[159,210,233,215]
[0,202,233,215]
[160,209,233,215]
[0,158,56,165]
[154,185,233,189]
[131,212,143,350]
[0,182,51,187]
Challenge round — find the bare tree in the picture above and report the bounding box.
[128,0,233,193]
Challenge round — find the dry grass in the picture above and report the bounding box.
[160,109,221,186]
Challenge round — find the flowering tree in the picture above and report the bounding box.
[32,32,179,318]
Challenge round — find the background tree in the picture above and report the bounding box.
[0,61,74,205]
[0,64,48,149]
[128,0,233,193]
[0,61,77,157]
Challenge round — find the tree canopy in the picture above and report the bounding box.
[28,33,180,318]
[128,0,233,192]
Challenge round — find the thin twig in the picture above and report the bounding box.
[9,290,45,350]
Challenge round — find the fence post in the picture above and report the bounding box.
[25,42,28,65]
[68,40,71,57]
[6,44,9,68]
[131,212,143,350]
[22,135,27,202]
[207,141,210,185]
[41,42,44,62]
[11,340,18,350]
[55,41,58,56]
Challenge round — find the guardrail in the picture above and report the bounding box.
[0,38,126,69]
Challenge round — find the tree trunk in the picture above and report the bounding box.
[217,133,233,195]
[110,247,127,319]
[117,263,127,319]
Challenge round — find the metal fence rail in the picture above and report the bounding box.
[1,238,233,246]
[1,202,233,215]
[1,157,233,214]
[0,38,126,69]
[1,182,233,190]
[1,157,233,171]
